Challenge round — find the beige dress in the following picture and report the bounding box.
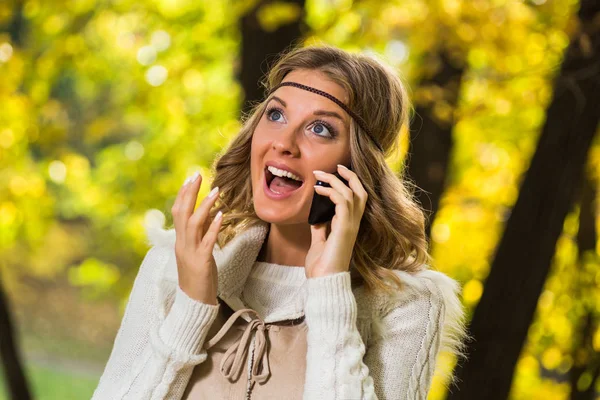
[182,298,308,400]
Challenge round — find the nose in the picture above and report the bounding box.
[271,124,301,156]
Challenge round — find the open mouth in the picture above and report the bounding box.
[265,167,304,194]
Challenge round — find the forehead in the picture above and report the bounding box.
[276,69,349,106]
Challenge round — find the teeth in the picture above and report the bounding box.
[267,166,303,182]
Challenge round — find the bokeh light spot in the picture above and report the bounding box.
[432,223,451,243]
[183,69,205,92]
[68,258,120,288]
[151,30,171,52]
[463,279,483,305]
[137,45,157,66]
[117,32,135,49]
[542,347,562,370]
[385,40,408,64]
[0,43,13,62]
[9,176,28,196]
[49,160,67,183]
[0,202,18,226]
[146,65,168,86]
[0,129,15,148]
[125,141,145,160]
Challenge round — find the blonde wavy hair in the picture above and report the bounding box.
[209,44,431,296]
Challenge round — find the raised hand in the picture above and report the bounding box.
[305,164,368,279]
[171,172,222,305]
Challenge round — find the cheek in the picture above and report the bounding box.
[253,123,271,145]
[251,132,273,159]
[250,134,267,186]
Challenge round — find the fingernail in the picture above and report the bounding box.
[215,210,223,220]
[208,186,219,198]
[313,170,325,175]
[337,164,348,170]
[183,172,200,186]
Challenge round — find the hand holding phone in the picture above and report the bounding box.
[308,165,352,225]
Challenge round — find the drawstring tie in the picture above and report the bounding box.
[205,308,273,385]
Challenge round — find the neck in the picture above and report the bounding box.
[257,223,311,267]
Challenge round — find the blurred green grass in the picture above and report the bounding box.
[0,296,113,400]
[0,361,99,400]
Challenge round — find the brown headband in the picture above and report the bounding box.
[267,81,384,152]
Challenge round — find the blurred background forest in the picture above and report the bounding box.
[1,0,599,399]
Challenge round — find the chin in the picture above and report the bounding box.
[255,207,298,224]
[254,201,307,225]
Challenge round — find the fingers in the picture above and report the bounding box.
[172,175,195,247]
[172,172,202,249]
[313,169,354,204]
[313,185,348,218]
[187,186,220,246]
[199,210,223,255]
[313,165,368,209]
[180,172,202,218]
[336,164,368,201]
[170,170,225,262]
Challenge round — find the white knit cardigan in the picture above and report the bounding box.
[92,221,468,399]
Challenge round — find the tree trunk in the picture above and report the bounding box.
[405,49,464,238]
[239,0,306,116]
[0,278,31,400]
[447,1,600,399]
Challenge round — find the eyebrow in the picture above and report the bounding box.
[269,96,346,124]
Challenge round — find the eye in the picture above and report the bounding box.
[266,107,284,122]
[310,121,337,139]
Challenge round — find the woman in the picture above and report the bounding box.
[92,45,470,399]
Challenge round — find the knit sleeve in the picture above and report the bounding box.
[303,272,378,399]
[91,245,220,400]
[303,270,468,400]
[364,271,469,400]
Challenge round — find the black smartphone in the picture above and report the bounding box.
[308,163,352,225]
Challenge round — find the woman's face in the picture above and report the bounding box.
[250,68,352,225]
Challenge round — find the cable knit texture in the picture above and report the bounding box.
[92,221,468,399]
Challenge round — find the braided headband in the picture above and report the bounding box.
[267,81,384,152]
